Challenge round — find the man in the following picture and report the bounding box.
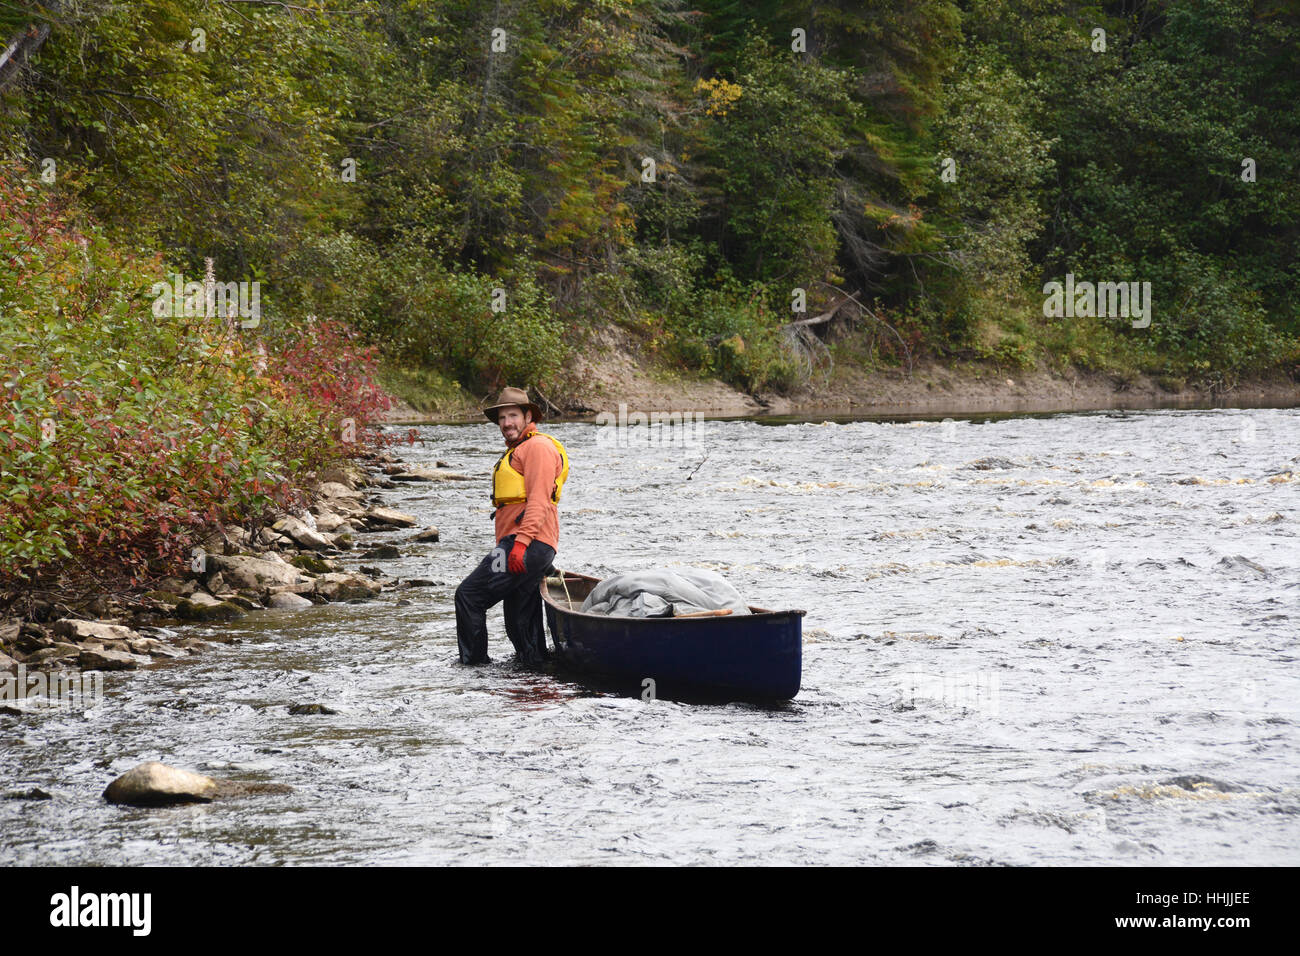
[455,387,570,666]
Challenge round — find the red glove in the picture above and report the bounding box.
[508,538,528,574]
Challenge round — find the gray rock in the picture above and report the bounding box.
[287,703,337,715]
[209,554,305,592]
[103,761,217,806]
[224,525,251,548]
[1217,555,1271,579]
[316,463,366,490]
[965,456,1017,471]
[273,515,332,551]
[391,468,475,482]
[314,572,383,602]
[23,645,80,665]
[267,592,314,610]
[104,761,292,802]
[3,787,53,800]
[79,648,139,671]
[174,592,245,622]
[290,553,338,575]
[316,480,363,502]
[364,506,417,529]
[53,619,142,644]
[411,526,440,543]
[128,638,186,659]
[0,649,18,672]
[313,511,348,533]
[360,544,401,560]
[143,590,183,607]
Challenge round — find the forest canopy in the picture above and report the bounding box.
[2,0,1298,398]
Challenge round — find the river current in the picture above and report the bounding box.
[3,407,1298,865]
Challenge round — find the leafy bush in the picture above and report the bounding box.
[0,167,392,591]
[376,253,567,392]
[649,282,800,393]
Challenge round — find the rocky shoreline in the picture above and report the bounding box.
[1,448,454,706]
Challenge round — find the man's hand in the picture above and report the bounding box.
[508,538,528,574]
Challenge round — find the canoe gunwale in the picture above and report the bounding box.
[540,571,806,622]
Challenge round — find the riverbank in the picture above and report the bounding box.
[380,324,1300,423]
[0,451,439,701]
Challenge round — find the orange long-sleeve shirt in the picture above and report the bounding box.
[493,432,563,550]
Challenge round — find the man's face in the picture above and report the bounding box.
[497,406,532,444]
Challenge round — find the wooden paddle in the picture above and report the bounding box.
[674,608,733,618]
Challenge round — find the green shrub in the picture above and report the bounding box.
[376,253,568,392]
[0,167,392,591]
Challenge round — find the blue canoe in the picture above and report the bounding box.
[541,572,804,702]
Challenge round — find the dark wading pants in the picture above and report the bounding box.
[455,534,556,665]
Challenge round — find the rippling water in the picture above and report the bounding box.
[3,407,1298,865]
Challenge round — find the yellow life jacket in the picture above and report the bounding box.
[492,432,570,508]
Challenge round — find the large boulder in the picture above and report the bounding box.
[173,592,244,622]
[316,481,363,503]
[267,592,315,610]
[103,761,216,806]
[363,506,416,529]
[290,553,338,575]
[209,554,305,592]
[272,515,332,551]
[316,462,367,491]
[314,572,383,602]
[79,647,140,670]
[312,511,349,533]
[103,761,292,806]
[53,619,142,644]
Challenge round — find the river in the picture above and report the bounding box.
[3,406,1298,865]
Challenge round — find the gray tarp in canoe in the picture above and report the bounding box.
[579,568,751,618]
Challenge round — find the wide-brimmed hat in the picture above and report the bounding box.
[483,386,543,423]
